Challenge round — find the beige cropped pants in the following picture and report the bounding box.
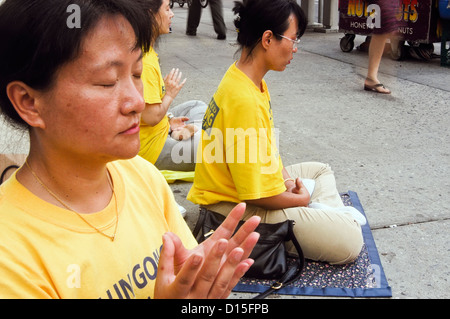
[204,162,364,265]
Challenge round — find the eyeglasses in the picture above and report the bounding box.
[276,34,301,49]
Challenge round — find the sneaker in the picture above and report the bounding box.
[217,34,226,40]
[186,30,197,36]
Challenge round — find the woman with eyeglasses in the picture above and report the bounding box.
[188,0,365,265]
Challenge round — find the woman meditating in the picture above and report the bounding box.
[0,0,260,298]
[188,0,365,265]
[139,0,207,172]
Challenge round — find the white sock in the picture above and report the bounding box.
[177,203,186,217]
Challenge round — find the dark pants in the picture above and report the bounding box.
[186,0,226,37]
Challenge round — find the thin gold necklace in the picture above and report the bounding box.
[25,159,119,241]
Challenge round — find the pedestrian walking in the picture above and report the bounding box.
[186,0,227,39]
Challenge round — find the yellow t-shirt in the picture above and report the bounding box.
[139,47,170,164]
[187,62,285,206]
[0,156,197,299]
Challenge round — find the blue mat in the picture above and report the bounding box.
[233,191,392,298]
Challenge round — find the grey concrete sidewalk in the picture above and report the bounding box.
[0,0,448,299]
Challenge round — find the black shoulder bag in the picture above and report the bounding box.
[193,207,305,299]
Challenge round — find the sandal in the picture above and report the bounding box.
[364,82,391,94]
[1,165,19,184]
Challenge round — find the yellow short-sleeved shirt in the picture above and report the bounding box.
[139,47,170,164]
[0,156,197,299]
[187,63,285,206]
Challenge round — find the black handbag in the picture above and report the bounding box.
[193,207,305,299]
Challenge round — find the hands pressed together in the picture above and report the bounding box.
[154,203,261,299]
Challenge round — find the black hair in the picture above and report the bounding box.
[141,0,164,43]
[0,0,154,129]
[233,0,307,59]
[141,0,163,13]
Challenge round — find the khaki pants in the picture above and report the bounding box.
[204,162,364,265]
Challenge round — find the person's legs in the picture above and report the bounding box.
[170,100,207,124]
[209,0,226,38]
[284,162,364,262]
[154,100,206,171]
[206,199,363,265]
[186,0,202,35]
[205,162,364,264]
[282,205,363,264]
[287,162,366,224]
[365,33,391,93]
[286,162,344,207]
